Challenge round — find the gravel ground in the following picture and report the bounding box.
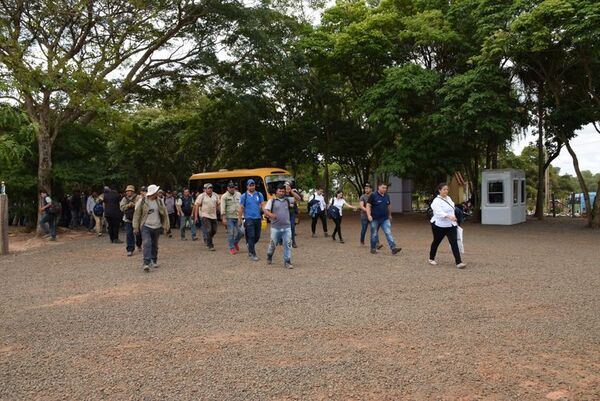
[1,214,599,401]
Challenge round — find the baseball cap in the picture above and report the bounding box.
[227,181,236,188]
[204,183,213,189]
[246,179,255,185]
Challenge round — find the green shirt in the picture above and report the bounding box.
[220,190,241,219]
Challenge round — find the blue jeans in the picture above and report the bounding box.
[227,218,243,249]
[244,218,262,256]
[179,215,196,239]
[360,216,369,243]
[268,227,292,262]
[141,225,161,265]
[370,219,396,250]
[125,221,135,252]
[39,213,56,239]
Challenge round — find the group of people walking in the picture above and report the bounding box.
[39,180,466,272]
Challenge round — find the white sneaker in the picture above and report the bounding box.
[428,260,438,266]
[151,261,159,268]
[456,263,467,269]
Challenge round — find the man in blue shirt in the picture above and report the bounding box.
[366,183,401,255]
[238,179,265,261]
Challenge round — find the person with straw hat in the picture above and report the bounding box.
[120,184,140,257]
[133,184,170,272]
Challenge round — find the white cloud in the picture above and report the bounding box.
[512,124,600,175]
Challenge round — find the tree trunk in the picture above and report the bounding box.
[563,140,593,227]
[534,86,545,220]
[37,128,54,233]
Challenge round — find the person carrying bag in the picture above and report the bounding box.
[428,182,467,269]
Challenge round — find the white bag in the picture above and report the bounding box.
[456,226,464,254]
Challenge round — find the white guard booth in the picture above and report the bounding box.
[481,169,526,225]
[388,176,413,213]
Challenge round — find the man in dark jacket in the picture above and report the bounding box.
[103,186,123,243]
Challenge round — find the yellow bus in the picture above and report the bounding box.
[188,167,295,198]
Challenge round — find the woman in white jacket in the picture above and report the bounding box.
[429,183,466,269]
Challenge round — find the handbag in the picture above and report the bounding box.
[456,226,465,254]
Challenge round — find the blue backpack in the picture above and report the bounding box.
[93,201,104,217]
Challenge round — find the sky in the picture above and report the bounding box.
[511,124,600,175]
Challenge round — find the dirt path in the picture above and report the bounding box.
[1,215,599,400]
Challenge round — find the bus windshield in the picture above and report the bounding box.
[265,175,295,195]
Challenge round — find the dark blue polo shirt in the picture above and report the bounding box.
[368,191,391,221]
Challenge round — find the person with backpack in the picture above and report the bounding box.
[428,182,466,269]
[264,184,294,269]
[328,190,357,244]
[176,188,197,241]
[91,192,105,237]
[308,187,328,238]
[238,179,265,261]
[120,185,140,257]
[38,189,57,241]
[132,184,170,272]
[284,182,301,248]
[221,181,242,255]
[366,183,401,255]
[194,183,220,251]
[102,186,123,244]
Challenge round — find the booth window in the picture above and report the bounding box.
[520,180,525,203]
[513,180,519,204]
[488,181,504,204]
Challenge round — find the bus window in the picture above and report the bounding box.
[239,176,267,198]
[265,175,295,195]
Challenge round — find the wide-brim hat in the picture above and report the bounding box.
[125,185,135,192]
[146,184,160,196]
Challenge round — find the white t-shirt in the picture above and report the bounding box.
[312,193,326,211]
[430,196,457,228]
[329,198,348,216]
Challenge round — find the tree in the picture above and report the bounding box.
[0,0,240,221]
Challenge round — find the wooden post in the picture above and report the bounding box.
[0,194,8,255]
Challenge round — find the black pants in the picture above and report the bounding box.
[311,211,328,234]
[106,215,121,242]
[201,217,218,247]
[332,216,343,240]
[168,213,177,232]
[429,223,462,264]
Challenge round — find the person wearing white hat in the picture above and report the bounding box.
[132,184,170,272]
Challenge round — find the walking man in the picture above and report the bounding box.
[39,189,57,241]
[103,186,123,244]
[120,185,139,256]
[238,179,265,261]
[284,182,302,248]
[176,188,197,241]
[194,183,219,251]
[264,185,294,269]
[133,184,169,272]
[359,184,372,245]
[366,183,401,255]
[309,187,328,238]
[165,190,176,238]
[220,181,242,255]
[69,190,81,229]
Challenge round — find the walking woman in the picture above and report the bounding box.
[328,190,357,243]
[429,183,466,269]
